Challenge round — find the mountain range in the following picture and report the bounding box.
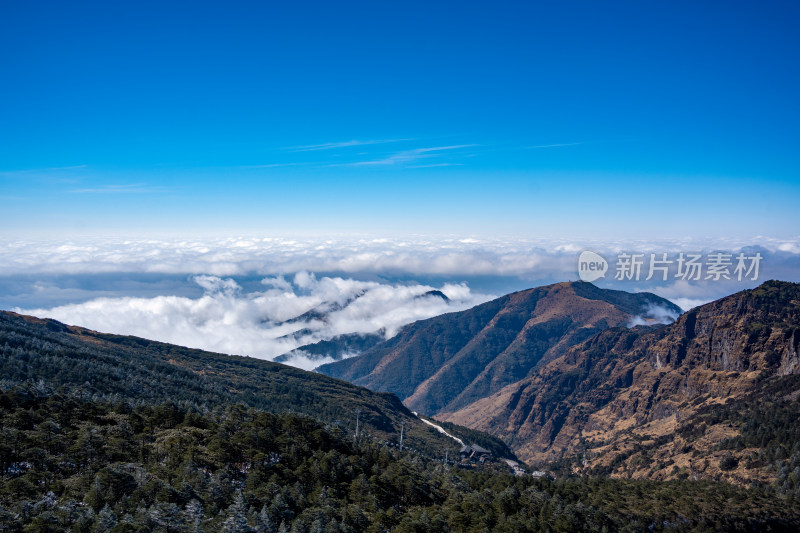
[274,332,385,365]
[440,280,800,480]
[318,280,800,489]
[2,281,800,530]
[317,282,681,416]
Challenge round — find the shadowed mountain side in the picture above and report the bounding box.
[0,311,493,458]
[275,331,385,364]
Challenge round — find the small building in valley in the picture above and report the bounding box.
[460,444,492,463]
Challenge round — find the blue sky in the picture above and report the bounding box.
[1,0,799,238]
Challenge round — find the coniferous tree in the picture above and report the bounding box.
[309,517,325,533]
[184,499,205,533]
[94,504,117,533]
[289,517,307,533]
[254,505,277,533]
[221,491,253,533]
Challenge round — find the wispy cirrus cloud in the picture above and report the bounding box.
[274,139,475,168]
[238,162,310,169]
[285,138,413,152]
[407,163,465,168]
[0,164,88,177]
[524,141,586,149]
[346,144,477,166]
[69,183,168,194]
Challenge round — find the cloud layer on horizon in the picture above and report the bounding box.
[2,235,798,278]
[5,235,800,369]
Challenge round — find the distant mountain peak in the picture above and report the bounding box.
[417,289,450,302]
[274,331,386,365]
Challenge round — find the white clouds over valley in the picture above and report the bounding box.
[19,272,490,370]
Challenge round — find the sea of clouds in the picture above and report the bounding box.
[3,235,799,369]
[20,271,487,370]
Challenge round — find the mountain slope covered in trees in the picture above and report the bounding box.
[0,311,474,458]
[2,384,799,532]
[2,292,800,531]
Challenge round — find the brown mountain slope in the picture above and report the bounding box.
[439,280,800,485]
[317,281,680,415]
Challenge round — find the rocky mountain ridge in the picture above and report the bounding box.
[439,280,800,485]
[318,281,681,416]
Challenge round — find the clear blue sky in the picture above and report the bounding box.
[1,0,798,239]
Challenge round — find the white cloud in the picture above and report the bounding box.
[346,145,476,166]
[525,142,585,149]
[778,242,800,254]
[286,139,412,152]
[69,183,167,194]
[647,278,739,312]
[627,303,681,327]
[1,235,797,283]
[261,275,292,291]
[193,275,241,296]
[669,298,710,311]
[4,234,799,369]
[0,164,87,176]
[19,274,492,365]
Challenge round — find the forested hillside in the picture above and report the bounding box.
[0,312,466,457]
[2,308,800,531]
[1,386,798,532]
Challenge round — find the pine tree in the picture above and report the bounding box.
[147,502,185,532]
[120,513,135,527]
[309,517,325,533]
[291,482,307,508]
[184,499,205,533]
[289,517,307,533]
[316,487,329,507]
[269,492,292,524]
[325,518,339,533]
[221,491,253,533]
[94,504,117,533]
[254,505,277,533]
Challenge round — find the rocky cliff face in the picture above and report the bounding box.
[317,281,681,416]
[440,281,800,485]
